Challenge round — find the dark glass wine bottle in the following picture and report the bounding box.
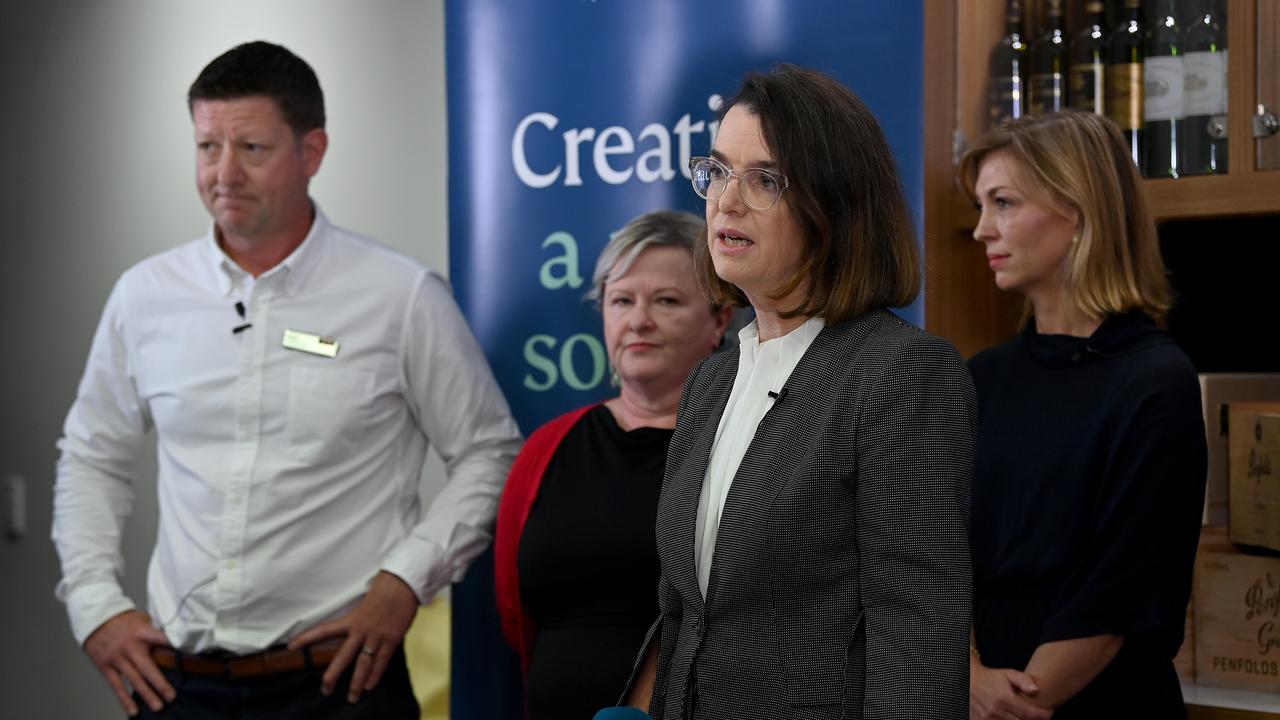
[1069,0,1107,115]
[1144,0,1184,178]
[1030,0,1068,114]
[1107,0,1146,170]
[988,0,1027,128]
[1181,0,1228,175]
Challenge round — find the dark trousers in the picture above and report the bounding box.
[132,647,419,720]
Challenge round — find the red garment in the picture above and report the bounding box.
[493,404,596,677]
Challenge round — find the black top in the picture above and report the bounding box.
[518,404,671,720]
[969,311,1206,719]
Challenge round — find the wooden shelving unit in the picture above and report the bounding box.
[925,0,1280,358]
[923,3,1280,718]
[1185,684,1280,719]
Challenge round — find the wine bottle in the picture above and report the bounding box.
[1030,0,1068,114]
[1069,0,1108,115]
[1181,0,1228,175]
[988,0,1027,128]
[1144,0,1184,178]
[1107,0,1146,170]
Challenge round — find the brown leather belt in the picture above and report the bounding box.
[151,639,344,680]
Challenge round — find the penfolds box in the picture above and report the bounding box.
[1193,527,1280,693]
[1229,403,1280,552]
[1199,375,1280,526]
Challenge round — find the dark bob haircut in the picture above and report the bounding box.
[694,65,919,324]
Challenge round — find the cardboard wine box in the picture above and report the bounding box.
[1199,374,1280,526]
[1193,527,1280,692]
[1229,403,1280,552]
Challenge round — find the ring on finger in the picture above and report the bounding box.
[361,646,376,657]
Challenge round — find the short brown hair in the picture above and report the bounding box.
[693,65,919,325]
[958,111,1170,320]
[189,41,325,137]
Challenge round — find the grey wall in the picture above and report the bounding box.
[0,2,449,718]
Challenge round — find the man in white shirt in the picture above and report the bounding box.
[52,41,522,719]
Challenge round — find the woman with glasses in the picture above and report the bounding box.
[494,210,731,720]
[961,112,1205,720]
[622,65,975,719]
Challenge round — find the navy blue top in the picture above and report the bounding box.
[969,311,1206,718]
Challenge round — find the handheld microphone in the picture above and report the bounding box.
[232,301,252,334]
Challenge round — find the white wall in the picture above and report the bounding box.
[0,2,449,717]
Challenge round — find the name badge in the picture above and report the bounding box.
[282,329,340,358]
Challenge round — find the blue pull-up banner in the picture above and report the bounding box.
[446,1,923,716]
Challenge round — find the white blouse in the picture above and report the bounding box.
[694,315,825,597]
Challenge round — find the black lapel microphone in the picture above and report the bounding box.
[767,388,787,403]
[232,301,252,334]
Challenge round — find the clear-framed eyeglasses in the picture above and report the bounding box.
[688,156,789,211]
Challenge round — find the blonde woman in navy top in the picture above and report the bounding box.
[961,111,1206,720]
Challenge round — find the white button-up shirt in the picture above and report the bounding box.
[53,208,522,653]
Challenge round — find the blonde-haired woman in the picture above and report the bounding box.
[494,210,730,720]
[960,111,1206,720]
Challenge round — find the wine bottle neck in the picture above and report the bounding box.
[1006,0,1022,34]
[1046,0,1063,24]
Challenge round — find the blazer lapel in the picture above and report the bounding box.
[666,353,738,612]
[702,323,848,605]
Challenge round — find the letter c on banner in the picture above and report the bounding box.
[512,112,561,188]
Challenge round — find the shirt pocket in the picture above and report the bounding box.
[286,366,376,463]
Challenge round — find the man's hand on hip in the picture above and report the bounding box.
[288,570,419,703]
[83,610,175,717]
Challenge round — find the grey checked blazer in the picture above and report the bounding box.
[640,309,975,720]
